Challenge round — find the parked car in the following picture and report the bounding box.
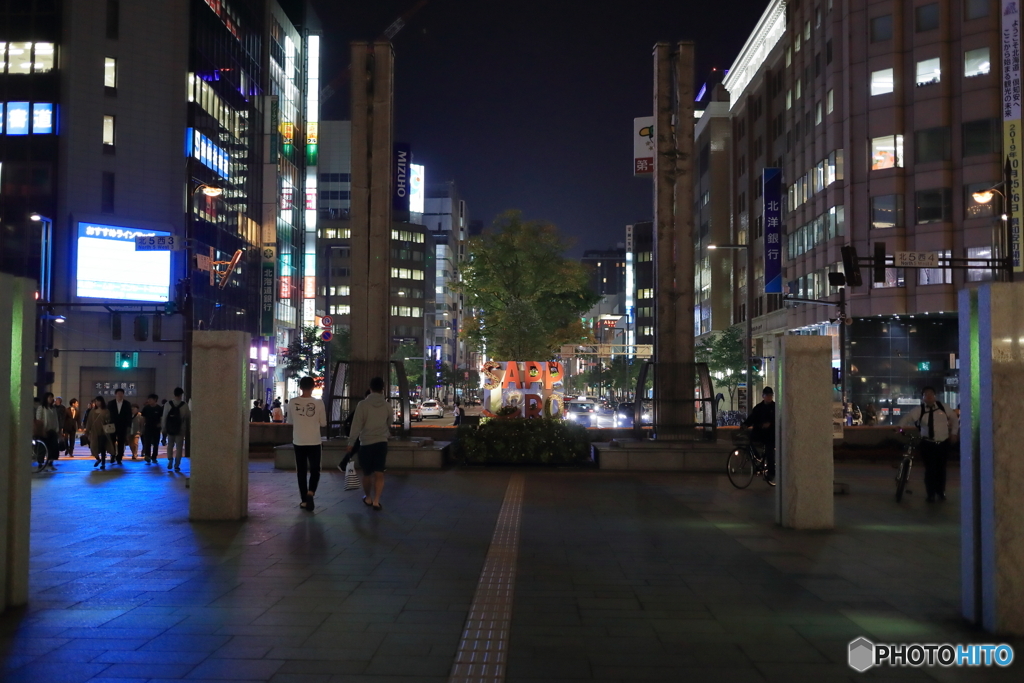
[420,400,445,419]
[564,400,598,427]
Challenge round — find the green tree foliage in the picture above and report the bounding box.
[391,340,423,388]
[459,211,600,361]
[695,326,755,404]
[281,325,351,380]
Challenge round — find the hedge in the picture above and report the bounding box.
[455,418,593,466]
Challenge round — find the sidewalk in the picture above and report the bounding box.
[0,462,1019,682]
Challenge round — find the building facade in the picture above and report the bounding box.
[423,180,467,371]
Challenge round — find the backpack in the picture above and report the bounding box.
[914,401,946,433]
[165,401,183,436]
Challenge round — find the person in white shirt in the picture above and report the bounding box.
[287,376,327,511]
[346,376,392,511]
[899,386,959,502]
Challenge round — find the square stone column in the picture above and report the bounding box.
[189,331,249,521]
[0,274,34,610]
[960,284,1024,635]
[775,335,834,529]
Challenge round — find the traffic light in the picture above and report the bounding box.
[873,242,887,284]
[134,315,149,342]
[840,246,862,287]
[111,313,122,340]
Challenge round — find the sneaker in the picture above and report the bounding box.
[167,462,173,470]
[174,466,181,471]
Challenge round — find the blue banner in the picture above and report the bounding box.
[763,168,783,293]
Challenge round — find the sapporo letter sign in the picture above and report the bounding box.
[134,235,182,251]
[763,168,783,293]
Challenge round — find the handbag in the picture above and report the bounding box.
[80,434,89,447]
[103,423,117,435]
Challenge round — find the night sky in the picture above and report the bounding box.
[311,0,770,254]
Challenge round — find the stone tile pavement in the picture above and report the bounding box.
[0,458,1020,682]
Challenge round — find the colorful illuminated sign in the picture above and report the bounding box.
[409,163,425,213]
[480,361,565,418]
[76,223,171,302]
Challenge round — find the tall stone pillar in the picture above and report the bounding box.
[775,335,834,529]
[0,273,33,610]
[189,331,249,521]
[960,284,1024,634]
[652,41,696,440]
[348,41,393,397]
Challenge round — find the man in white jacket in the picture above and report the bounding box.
[346,376,392,510]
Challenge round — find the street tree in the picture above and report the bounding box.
[459,211,599,361]
[695,326,755,407]
[281,325,351,381]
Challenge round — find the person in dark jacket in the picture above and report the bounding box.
[141,394,163,464]
[742,386,776,482]
[107,389,133,465]
[250,400,264,422]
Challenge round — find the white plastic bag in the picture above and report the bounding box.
[344,460,360,490]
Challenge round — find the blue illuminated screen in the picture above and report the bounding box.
[7,102,29,135]
[76,223,172,302]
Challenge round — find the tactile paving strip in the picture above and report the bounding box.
[449,473,525,683]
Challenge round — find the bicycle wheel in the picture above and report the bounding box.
[895,457,910,502]
[727,449,754,489]
[32,440,48,466]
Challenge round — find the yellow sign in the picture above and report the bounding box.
[306,121,318,146]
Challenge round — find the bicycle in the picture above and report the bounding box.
[727,429,776,489]
[895,428,919,502]
[31,439,49,471]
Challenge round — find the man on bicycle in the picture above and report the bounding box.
[742,387,776,482]
[899,386,958,502]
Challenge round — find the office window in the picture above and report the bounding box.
[814,101,822,125]
[786,89,792,110]
[33,43,54,72]
[871,68,894,95]
[916,3,940,31]
[804,20,811,40]
[965,0,989,20]
[871,15,893,42]
[967,246,994,282]
[101,172,115,213]
[915,127,951,163]
[102,115,115,146]
[8,42,33,74]
[786,46,792,67]
[871,135,904,170]
[874,267,906,289]
[826,39,833,64]
[827,89,834,114]
[106,0,120,40]
[964,47,991,77]
[915,188,953,224]
[871,195,903,228]
[919,251,952,285]
[104,57,116,88]
[796,78,802,100]
[916,58,941,86]
[963,118,1000,156]
[965,182,997,218]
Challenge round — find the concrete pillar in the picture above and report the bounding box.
[652,41,696,439]
[0,273,33,610]
[960,284,1024,634]
[775,335,834,529]
[348,41,393,396]
[189,331,249,521]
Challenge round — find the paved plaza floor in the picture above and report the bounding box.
[0,458,1020,682]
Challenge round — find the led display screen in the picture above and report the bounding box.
[32,103,53,134]
[76,223,171,302]
[409,163,425,213]
[7,102,29,135]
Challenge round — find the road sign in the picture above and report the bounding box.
[894,251,940,268]
[195,254,212,272]
[134,234,182,251]
[321,330,333,342]
[320,315,333,328]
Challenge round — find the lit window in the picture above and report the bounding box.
[33,43,54,72]
[104,57,117,88]
[102,115,115,146]
[871,68,894,95]
[827,89,834,114]
[786,89,792,110]
[796,79,802,100]
[815,101,822,125]
[916,58,941,86]
[871,135,904,170]
[964,47,990,78]
[9,42,33,74]
[967,246,994,282]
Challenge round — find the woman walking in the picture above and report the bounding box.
[85,396,111,469]
[64,398,80,456]
[129,404,144,459]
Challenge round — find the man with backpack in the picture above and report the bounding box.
[899,386,959,502]
[162,387,191,471]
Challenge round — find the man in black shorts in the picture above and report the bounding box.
[345,376,392,510]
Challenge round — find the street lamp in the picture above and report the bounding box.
[708,242,755,404]
[30,213,55,396]
[183,182,223,404]
[970,180,1013,282]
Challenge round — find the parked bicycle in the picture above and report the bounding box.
[727,429,776,489]
[895,428,919,502]
[31,439,49,470]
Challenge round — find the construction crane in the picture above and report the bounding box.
[319,0,430,105]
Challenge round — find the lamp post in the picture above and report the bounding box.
[971,179,1013,282]
[183,183,223,403]
[30,213,54,397]
[708,242,755,406]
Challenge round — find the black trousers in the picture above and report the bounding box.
[294,444,322,499]
[763,443,776,481]
[920,439,949,498]
[39,431,59,465]
[110,429,129,461]
[142,428,161,460]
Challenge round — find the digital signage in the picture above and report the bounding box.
[32,103,53,134]
[76,223,172,302]
[7,102,29,135]
[409,163,425,213]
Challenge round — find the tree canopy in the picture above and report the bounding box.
[459,211,599,361]
[281,325,351,381]
[695,326,758,404]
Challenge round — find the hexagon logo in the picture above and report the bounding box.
[848,637,875,672]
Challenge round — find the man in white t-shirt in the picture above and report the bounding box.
[287,376,327,510]
[346,376,392,511]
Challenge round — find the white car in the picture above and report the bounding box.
[420,400,445,419]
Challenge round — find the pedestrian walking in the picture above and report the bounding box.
[262,400,273,423]
[287,376,327,510]
[64,398,80,456]
[107,389,132,465]
[453,400,465,427]
[53,397,67,459]
[159,399,168,445]
[141,394,162,464]
[162,387,190,471]
[129,404,144,459]
[899,386,959,502]
[249,399,264,422]
[271,400,284,423]
[35,392,61,472]
[346,376,392,511]
[85,396,111,469]
[741,387,776,482]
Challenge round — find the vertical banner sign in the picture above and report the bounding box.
[633,116,654,176]
[1004,1,1023,272]
[763,167,783,293]
[393,143,410,222]
[261,245,276,337]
